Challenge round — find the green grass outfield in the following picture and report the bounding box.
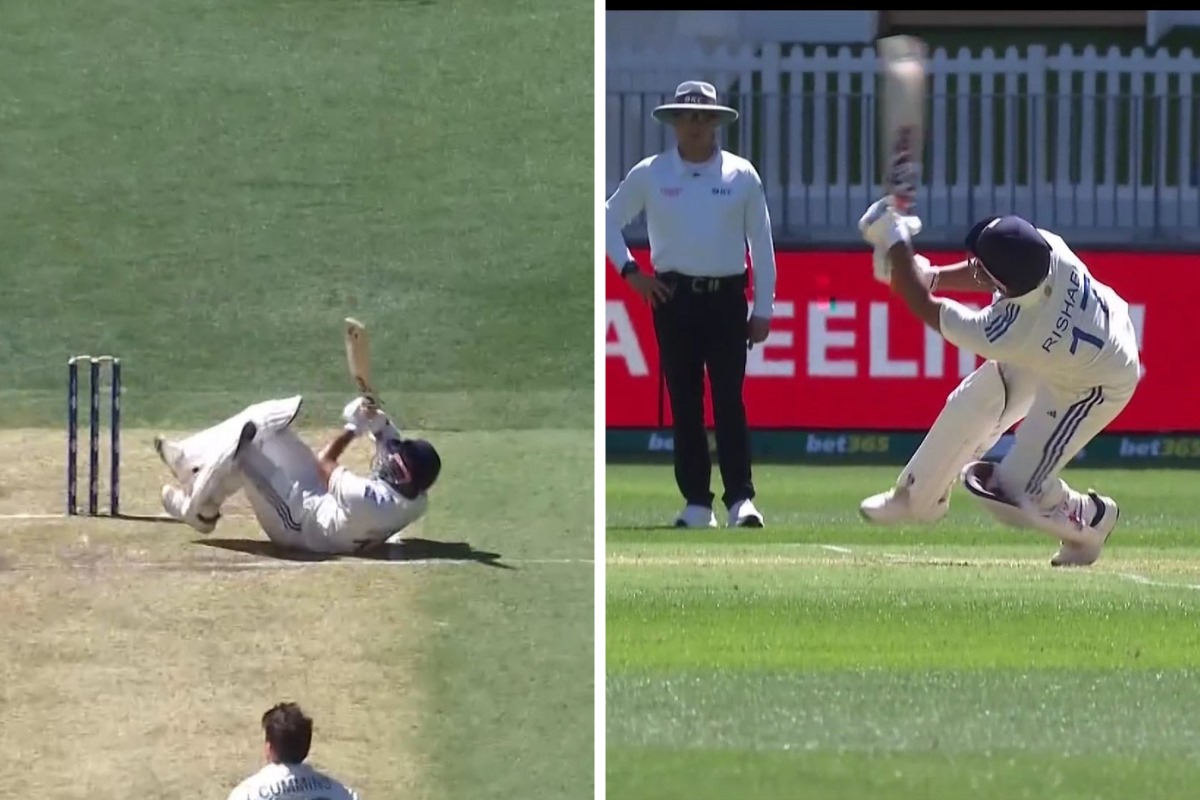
[0,1,593,798]
[607,463,1200,800]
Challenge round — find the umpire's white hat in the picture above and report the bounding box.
[652,81,739,125]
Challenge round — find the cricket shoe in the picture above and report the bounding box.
[728,498,764,528]
[160,485,221,534]
[1051,491,1119,568]
[674,504,717,529]
[154,435,200,487]
[859,485,950,525]
[234,420,258,458]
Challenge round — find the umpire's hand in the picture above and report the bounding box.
[747,316,770,349]
[627,272,672,307]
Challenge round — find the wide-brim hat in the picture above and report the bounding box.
[652,80,739,125]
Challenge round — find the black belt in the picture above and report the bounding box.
[658,271,746,293]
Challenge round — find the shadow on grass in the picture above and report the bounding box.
[114,513,186,524]
[194,537,511,569]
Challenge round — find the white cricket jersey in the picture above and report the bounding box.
[939,228,1141,392]
[301,466,427,553]
[605,147,778,319]
[226,762,358,800]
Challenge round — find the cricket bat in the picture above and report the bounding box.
[876,35,927,215]
[343,317,380,406]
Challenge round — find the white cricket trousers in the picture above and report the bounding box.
[899,360,1135,516]
[236,431,326,548]
[993,368,1135,512]
[173,398,326,549]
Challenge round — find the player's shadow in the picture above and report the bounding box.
[115,513,186,524]
[194,537,511,569]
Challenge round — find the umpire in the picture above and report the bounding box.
[605,80,777,529]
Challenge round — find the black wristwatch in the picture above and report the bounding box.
[620,260,640,279]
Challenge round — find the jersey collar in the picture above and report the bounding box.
[1003,255,1058,308]
[672,147,721,177]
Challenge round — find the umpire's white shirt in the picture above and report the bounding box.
[227,762,359,800]
[605,148,778,320]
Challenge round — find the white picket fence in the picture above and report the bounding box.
[607,42,1200,243]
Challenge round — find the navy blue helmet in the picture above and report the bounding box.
[373,436,441,499]
[964,215,1051,298]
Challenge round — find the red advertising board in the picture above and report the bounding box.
[606,249,1198,432]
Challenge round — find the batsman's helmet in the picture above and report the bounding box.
[373,436,442,499]
[964,215,1051,298]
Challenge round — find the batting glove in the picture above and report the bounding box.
[342,397,376,437]
[859,197,923,250]
[364,409,391,437]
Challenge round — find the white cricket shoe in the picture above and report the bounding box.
[674,504,718,529]
[154,435,200,488]
[728,498,764,528]
[859,485,950,525]
[160,484,220,534]
[1051,491,1119,567]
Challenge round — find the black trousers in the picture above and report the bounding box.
[652,272,755,510]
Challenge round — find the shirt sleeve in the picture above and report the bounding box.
[743,164,777,320]
[330,468,390,523]
[604,159,649,272]
[314,467,426,542]
[939,298,1029,361]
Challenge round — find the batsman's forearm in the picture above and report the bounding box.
[316,429,357,488]
[931,260,994,293]
[888,242,922,299]
[888,243,943,331]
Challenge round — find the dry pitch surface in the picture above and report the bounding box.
[0,428,452,799]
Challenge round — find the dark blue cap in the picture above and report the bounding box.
[964,216,999,254]
[965,215,1050,297]
[400,438,441,493]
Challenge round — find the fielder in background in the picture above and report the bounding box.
[605,80,777,529]
[858,199,1141,567]
[226,702,359,800]
[155,394,441,554]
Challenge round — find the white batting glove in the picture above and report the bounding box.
[363,408,391,437]
[370,416,402,444]
[342,397,377,437]
[859,197,923,250]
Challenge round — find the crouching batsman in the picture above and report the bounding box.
[857,199,1141,567]
[153,395,441,554]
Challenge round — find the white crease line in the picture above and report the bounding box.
[820,544,933,564]
[0,515,592,564]
[0,513,257,520]
[136,559,473,571]
[818,544,907,562]
[2,556,592,574]
[1118,572,1200,591]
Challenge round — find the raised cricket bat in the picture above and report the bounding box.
[343,317,380,406]
[877,35,927,215]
